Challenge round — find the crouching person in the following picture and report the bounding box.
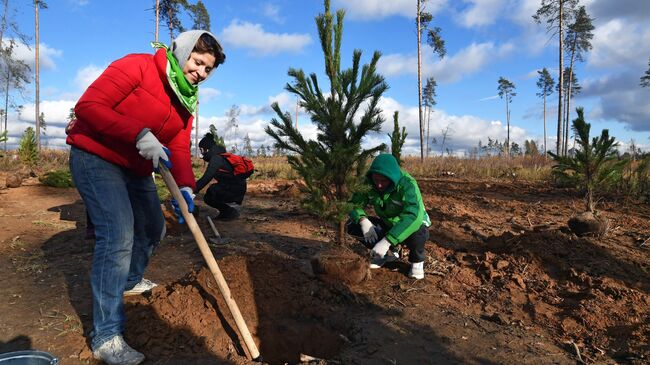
[195,133,247,220]
[347,154,431,279]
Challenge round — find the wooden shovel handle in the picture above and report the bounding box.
[159,165,260,360]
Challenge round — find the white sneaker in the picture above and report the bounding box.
[123,278,158,297]
[409,261,425,280]
[369,251,399,269]
[93,335,144,365]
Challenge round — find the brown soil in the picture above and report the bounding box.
[0,175,648,365]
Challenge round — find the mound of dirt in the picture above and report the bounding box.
[125,253,355,365]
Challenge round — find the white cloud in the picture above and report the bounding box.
[19,100,76,125]
[74,65,105,91]
[199,87,221,102]
[376,96,530,155]
[220,20,311,55]
[3,103,73,150]
[333,0,446,19]
[263,3,285,24]
[378,42,514,84]
[4,40,63,71]
[458,0,508,28]
[588,19,650,69]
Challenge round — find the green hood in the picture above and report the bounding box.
[367,154,402,188]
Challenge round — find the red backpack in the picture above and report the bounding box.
[220,153,255,178]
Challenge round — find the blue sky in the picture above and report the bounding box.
[3,0,650,155]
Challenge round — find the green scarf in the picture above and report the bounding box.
[151,42,198,114]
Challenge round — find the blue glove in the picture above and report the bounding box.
[154,147,172,172]
[171,187,195,224]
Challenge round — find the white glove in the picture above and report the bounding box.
[359,217,379,244]
[136,131,169,169]
[372,238,391,258]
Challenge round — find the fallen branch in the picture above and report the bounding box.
[567,341,586,364]
[386,294,407,307]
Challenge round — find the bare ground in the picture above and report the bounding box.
[0,175,648,364]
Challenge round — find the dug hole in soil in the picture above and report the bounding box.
[125,252,353,365]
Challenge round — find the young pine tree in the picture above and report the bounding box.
[18,127,39,167]
[549,107,622,212]
[387,111,407,165]
[266,0,388,244]
[208,124,225,147]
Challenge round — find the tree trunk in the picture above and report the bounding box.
[586,188,594,212]
[35,2,40,150]
[505,94,510,156]
[543,93,547,158]
[168,8,174,44]
[416,0,424,162]
[565,39,577,155]
[557,2,564,156]
[425,105,431,158]
[3,73,8,151]
[337,219,345,245]
[155,0,160,43]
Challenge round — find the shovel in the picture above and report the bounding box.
[158,164,261,361]
[206,215,223,244]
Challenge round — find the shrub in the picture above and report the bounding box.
[39,169,74,188]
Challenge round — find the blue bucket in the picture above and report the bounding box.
[0,351,58,365]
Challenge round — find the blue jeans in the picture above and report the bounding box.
[69,147,165,350]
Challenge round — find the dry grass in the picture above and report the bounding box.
[403,154,553,181]
[1,149,553,182]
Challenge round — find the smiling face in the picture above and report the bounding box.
[182,51,217,85]
[371,173,391,192]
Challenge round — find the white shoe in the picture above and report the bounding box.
[123,278,158,297]
[93,335,144,365]
[409,261,425,280]
[369,251,399,269]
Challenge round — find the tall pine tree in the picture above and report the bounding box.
[563,5,593,154]
[534,0,579,156]
[266,0,388,243]
[422,77,437,157]
[497,77,516,156]
[536,68,554,155]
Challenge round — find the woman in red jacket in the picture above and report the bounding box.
[66,30,224,365]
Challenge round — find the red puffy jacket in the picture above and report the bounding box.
[66,48,195,190]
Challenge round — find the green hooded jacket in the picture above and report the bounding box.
[349,154,431,245]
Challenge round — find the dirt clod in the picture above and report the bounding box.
[5,174,22,188]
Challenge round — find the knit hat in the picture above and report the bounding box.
[171,30,224,70]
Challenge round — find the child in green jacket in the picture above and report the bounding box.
[348,154,431,279]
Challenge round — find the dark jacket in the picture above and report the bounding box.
[195,145,246,203]
[66,49,195,189]
[349,154,431,245]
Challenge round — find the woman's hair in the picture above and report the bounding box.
[193,33,226,66]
